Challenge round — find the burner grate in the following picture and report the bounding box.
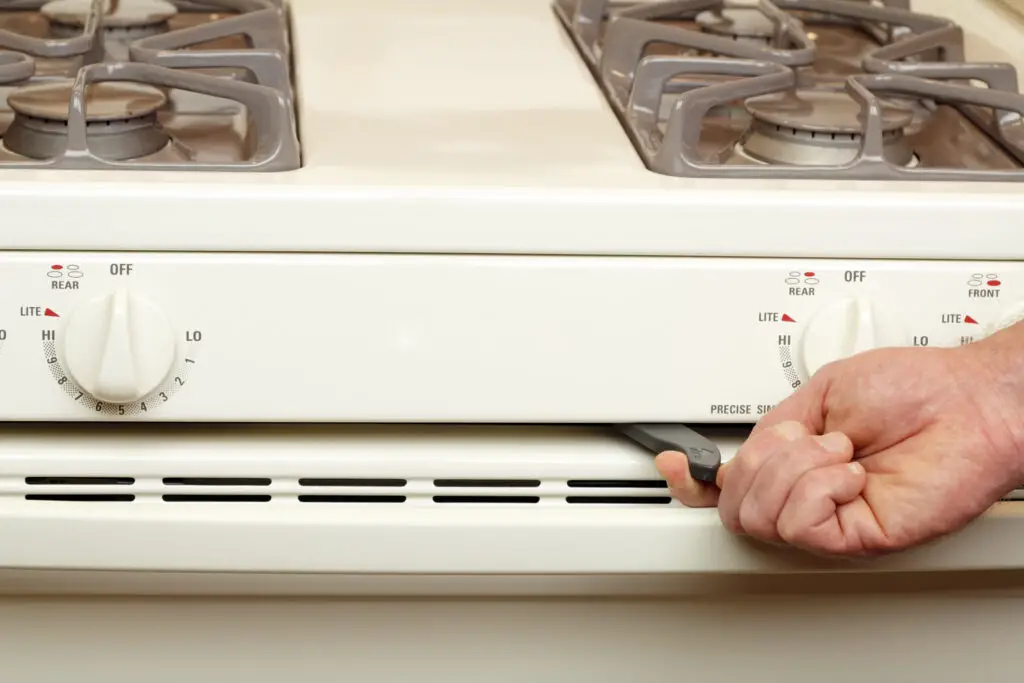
[0,0,299,171]
[553,0,1024,181]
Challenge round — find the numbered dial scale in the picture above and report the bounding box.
[0,253,1020,422]
[45,288,200,417]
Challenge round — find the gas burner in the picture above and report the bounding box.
[738,89,916,166]
[555,0,1024,180]
[41,0,177,60]
[695,8,775,44]
[42,0,177,33]
[0,1,299,171]
[4,79,169,161]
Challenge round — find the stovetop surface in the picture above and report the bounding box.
[0,0,1023,258]
[284,0,1024,189]
[290,0,646,188]
[1,0,1021,187]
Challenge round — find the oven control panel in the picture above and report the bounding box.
[0,253,1019,421]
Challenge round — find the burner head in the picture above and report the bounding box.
[696,8,774,44]
[42,0,177,41]
[739,90,916,166]
[4,80,170,161]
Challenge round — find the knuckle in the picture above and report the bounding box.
[738,498,775,539]
[718,505,743,534]
[775,474,834,545]
[811,359,845,383]
[776,515,813,546]
[727,442,776,483]
[793,470,833,501]
[774,438,826,472]
[814,360,840,377]
[798,442,847,471]
[747,439,827,497]
[727,451,758,482]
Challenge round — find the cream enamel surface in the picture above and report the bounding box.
[0,0,1022,255]
[2,5,1024,669]
[4,594,1024,683]
[0,423,1020,578]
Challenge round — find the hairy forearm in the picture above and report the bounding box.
[961,320,1024,482]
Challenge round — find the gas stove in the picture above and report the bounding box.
[0,0,1020,597]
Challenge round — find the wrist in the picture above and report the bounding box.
[959,321,1024,484]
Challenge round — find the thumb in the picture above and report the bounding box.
[752,367,833,437]
[654,450,722,507]
[657,367,835,508]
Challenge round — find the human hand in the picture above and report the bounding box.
[655,325,1024,557]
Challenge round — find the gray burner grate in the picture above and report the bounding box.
[554,0,1024,181]
[0,0,299,171]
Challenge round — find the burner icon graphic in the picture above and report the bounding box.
[47,264,83,279]
[967,273,1000,287]
[785,271,820,286]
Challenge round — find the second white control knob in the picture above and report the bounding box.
[797,297,906,380]
[59,289,178,404]
[984,302,1024,338]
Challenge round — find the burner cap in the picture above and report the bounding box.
[9,79,167,121]
[696,8,775,42]
[745,89,914,134]
[4,80,170,161]
[739,89,916,166]
[41,0,177,29]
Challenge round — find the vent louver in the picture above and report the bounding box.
[16,475,674,506]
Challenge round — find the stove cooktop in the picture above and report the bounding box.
[0,0,1022,259]
[0,0,299,171]
[553,0,1024,181]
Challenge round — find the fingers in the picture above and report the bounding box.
[776,461,868,555]
[654,450,721,507]
[654,420,850,518]
[736,431,854,542]
[718,420,817,533]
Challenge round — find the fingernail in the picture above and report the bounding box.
[653,451,689,483]
[848,461,865,476]
[772,421,805,441]
[654,450,686,470]
[815,431,851,454]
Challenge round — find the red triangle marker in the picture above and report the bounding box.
[44,308,59,318]
[782,314,796,323]
[965,315,978,325]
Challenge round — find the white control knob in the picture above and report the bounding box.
[59,289,177,404]
[797,297,906,380]
[984,302,1024,338]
